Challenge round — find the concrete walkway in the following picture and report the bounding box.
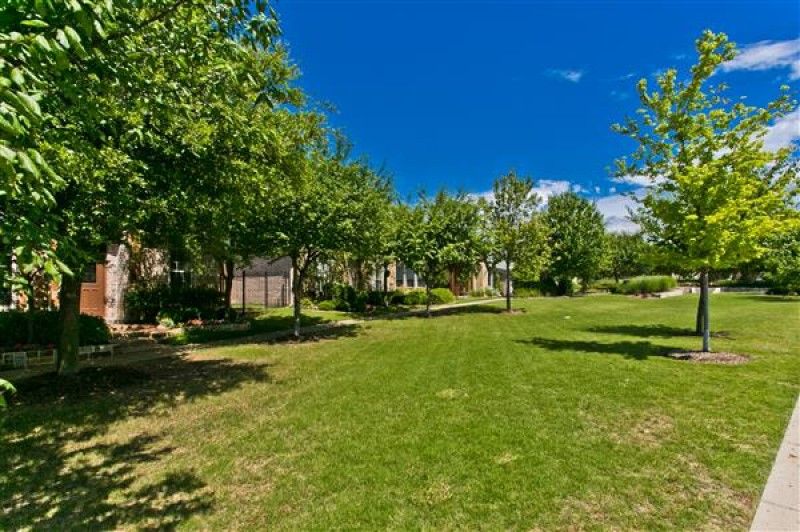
[751,395,800,531]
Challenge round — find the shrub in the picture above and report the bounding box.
[330,283,357,311]
[366,290,386,307]
[614,276,677,295]
[513,287,541,298]
[389,290,407,305]
[401,290,427,306]
[429,288,455,305]
[317,300,337,311]
[590,278,619,292]
[125,285,224,323]
[300,297,314,309]
[470,287,498,298]
[0,311,110,348]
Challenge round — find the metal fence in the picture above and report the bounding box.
[230,272,291,308]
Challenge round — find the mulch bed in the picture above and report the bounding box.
[668,351,750,365]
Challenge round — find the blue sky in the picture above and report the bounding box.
[277,0,799,229]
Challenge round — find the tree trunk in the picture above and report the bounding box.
[57,273,82,375]
[292,257,302,338]
[701,270,711,352]
[695,288,705,335]
[382,263,390,307]
[425,284,432,317]
[505,258,512,312]
[222,258,235,311]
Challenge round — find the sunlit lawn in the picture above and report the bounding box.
[2,294,798,529]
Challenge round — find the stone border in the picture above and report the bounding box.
[751,394,799,531]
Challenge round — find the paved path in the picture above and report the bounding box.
[751,395,800,531]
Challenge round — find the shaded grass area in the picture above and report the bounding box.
[165,308,351,345]
[1,294,798,529]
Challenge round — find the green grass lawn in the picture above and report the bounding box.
[2,294,798,529]
[166,307,352,345]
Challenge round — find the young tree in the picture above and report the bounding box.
[395,191,481,316]
[543,192,607,294]
[614,30,799,352]
[266,143,392,337]
[490,171,548,311]
[604,233,652,282]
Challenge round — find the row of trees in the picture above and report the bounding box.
[1,2,398,371]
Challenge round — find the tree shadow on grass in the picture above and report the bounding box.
[367,303,506,322]
[586,324,732,339]
[516,337,677,360]
[1,356,272,529]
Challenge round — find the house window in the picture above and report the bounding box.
[170,260,191,288]
[82,263,97,283]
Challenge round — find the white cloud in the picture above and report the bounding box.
[763,107,800,151]
[547,69,584,83]
[721,38,800,80]
[612,174,661,187]
[469,179,574,207]
[595,192,642,234]
[472,180,642,233]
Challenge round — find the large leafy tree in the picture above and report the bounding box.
[543,192,607,294]
[490,170,548,311]
[2,1,294,372]
[613,30,799,352]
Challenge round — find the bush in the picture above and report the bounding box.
[470,287,498,298]
[407,290,429,306]
[366,290,386,307]
[614,276,677,295]
[125,285,224,323]
[513,287,541,298]
[330,283,356,311]
[590,278,619,292]
[429,288,455,305]
[0,311,110,348]
[317,300,337,311]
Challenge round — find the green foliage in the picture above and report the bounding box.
[429,287,455,305]
[394,191,482,310]
[603,233,652,281]
[489,170,550,309]
[316,300,337,311]
[613,276,677,295]
[0,311,109,347]
[469,287,498,298]
[761,227,800,294]
[614,30,799,274]
[512,286,541,298]
[543,192,607,293]
[125,285,224,324]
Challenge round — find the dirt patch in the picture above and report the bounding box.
[668,351,750,365]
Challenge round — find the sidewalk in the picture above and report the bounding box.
[751,395,800,531]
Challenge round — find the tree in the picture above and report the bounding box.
[394,191,481,316]
[489,170,548,311]
[1,1,296,372]
[762,227,800,294]
[265,140,392,337]
[543,192,607,294]
[604,233,652,282]
[613,30,799,352]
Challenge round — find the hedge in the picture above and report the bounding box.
[125,285,225,323]
[0,311,110,348]
[613,276,677,295]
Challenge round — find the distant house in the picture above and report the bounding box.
[3,245,505,323]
